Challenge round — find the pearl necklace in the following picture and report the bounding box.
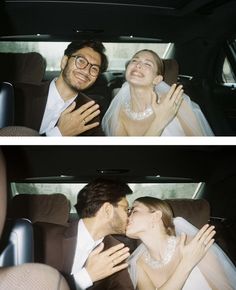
[123,101,153,120]
[143,236,177,269]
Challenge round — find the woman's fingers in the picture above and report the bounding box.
[163,83,184,113]
[166,84,178,100]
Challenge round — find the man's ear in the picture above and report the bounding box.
[61,55,69,70]
[153,75,163,86]
[101,202,113,219]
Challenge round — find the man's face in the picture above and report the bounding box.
[110,197,130,235]
[61,47,101,91]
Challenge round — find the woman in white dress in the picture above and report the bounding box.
[102,49,214,136]
[126,196,236,290]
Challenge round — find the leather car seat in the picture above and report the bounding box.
[0,148,70,290]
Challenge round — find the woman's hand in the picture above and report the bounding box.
[179,224,216,271]
[145,84,183,136]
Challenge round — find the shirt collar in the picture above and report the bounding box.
[49,78,77,107]
[78,219,104,250]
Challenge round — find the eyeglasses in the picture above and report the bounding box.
[70,55,100,77]
[116,203,132,215]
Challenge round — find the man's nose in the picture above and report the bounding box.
[82,63,91,75]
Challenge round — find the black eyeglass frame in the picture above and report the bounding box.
[70,55,101,77]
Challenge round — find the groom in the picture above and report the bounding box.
[61,178,134,290]
[14,40,107,136]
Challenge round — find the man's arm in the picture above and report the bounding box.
[157,224,215,290]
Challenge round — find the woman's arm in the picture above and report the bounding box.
[176,99,204,136]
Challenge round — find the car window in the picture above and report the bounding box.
[0,41,170,71]
[11,182,201,213]
[222,57,236,83]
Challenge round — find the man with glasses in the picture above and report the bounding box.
[40,40,108,136]
[16,40,108,136]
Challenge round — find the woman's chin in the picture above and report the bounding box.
[126,228,137,239]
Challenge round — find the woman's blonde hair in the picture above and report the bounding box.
[132,49,164,76]
[135,196,175,236]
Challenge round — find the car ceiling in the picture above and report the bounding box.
[1,0,236,43]
[2,145,236,183]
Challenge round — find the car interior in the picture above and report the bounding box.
[0,145,236,289]
[0,147,70,290]
[0,0,236,135]
[0,0,236,289]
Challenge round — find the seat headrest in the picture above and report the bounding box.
[166,198,210,229]
[162,59,179,86]
[9,193,70,226]
[0,52,46,84]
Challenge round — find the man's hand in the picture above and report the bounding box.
[57,100,100,136]
[179,224,216,270]
[85,243,130,283]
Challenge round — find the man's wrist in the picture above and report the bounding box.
[73,267,93,290]
[44,126,62,136]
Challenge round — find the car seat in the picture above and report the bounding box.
[0,148,70,290]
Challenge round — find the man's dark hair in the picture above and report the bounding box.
[75,178,132,218]
[64,40,108,73]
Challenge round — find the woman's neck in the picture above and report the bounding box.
[141,230,170,261]
[129,85,154,112]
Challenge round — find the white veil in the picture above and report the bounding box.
[128,217,236,290]
[102,81,214,136]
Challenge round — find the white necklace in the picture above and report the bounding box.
[143,236,177,269]
[123,101,153,120]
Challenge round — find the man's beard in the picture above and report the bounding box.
[62,64,82,92]
[111,211,126,235]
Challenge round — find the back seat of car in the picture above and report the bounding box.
[0,51,232,136]
[0,52,46,85]
[180,77,235,136]
[0,52,46,134]
[9,193,71,226]
[9,194,212,268]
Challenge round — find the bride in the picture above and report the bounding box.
[126,196,236,290]
[102,49,214,136]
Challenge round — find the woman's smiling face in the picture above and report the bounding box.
[125,51,160,88]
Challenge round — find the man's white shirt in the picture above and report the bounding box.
[39,79,77,136]
[71,219,104,290]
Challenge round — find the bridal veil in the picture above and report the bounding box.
[102,81,214,136]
